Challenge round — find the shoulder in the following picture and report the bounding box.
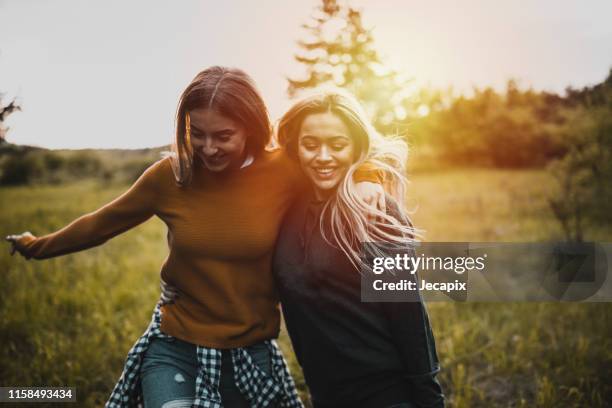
[146,155,173,175]
[259,148,294,168]
[133,156,175,190]
[148,155,178,179]
[257,148,303,182]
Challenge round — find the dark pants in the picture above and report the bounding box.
[313,373,444,408]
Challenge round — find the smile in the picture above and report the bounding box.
[313,167,337,178]
[205,154,227,163]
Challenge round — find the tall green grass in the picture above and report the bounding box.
[1,170,610,407]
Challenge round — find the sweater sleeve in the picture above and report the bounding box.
[19,158,166,260]
[353,160,384,183]
[379,196,441,377]
[378,238,444,405]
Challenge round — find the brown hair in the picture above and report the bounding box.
[170,66,271,185]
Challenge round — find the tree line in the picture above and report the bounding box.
[1,0,610,240]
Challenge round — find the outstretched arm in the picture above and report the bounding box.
[5,159,165,260]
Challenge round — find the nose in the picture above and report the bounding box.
[316,145,332,163]
[201,136,218,156]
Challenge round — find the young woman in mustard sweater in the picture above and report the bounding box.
[6,67,384,408]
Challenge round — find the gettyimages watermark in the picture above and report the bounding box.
[360,242,612,302]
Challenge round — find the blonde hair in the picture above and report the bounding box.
[276,89,421,271]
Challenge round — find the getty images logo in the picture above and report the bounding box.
[540,242,607,301]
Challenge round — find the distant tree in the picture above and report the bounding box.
[547,105,612,240]
[0,94,21,143]
[410,82,570,168]
[564,68,612,108]
[288,0,416,133]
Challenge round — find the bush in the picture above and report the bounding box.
[547,106,612,240]
[0,153,44,185]
[0,149,107,186]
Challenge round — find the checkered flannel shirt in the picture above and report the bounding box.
[106,301,303,408]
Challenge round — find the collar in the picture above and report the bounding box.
[240,154,254,169]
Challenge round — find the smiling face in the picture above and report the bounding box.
[188,108,248,173]
[298,111,355,199]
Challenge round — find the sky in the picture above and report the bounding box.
[1,0,611,149]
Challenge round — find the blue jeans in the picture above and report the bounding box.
[140,336,275,408]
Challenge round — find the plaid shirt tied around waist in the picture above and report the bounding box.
[106,302,303,408]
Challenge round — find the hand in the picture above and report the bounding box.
[160,279,179,305]
[354,181,386,220]
[5,232,35,259]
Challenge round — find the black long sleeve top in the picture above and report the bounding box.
[273,190,444,408]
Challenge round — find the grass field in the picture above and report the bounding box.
[1,168,611,407]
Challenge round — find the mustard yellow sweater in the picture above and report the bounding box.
[20,150,378,348]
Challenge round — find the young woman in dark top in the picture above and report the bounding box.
[273,89,445,408]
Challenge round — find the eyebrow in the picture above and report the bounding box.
[300,135,350,141]
[190,124,204,133]
[190,125,234,134]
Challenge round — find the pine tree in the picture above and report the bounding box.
[288,0,413,133]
